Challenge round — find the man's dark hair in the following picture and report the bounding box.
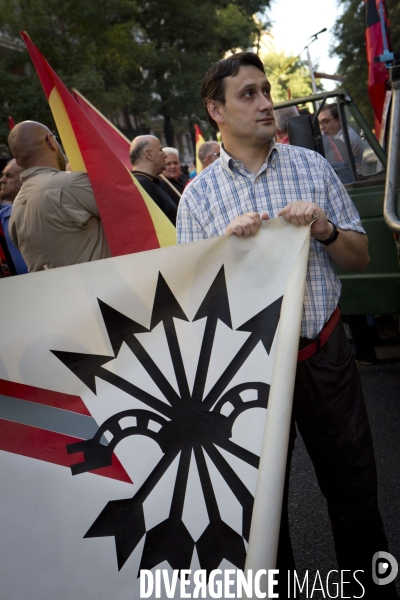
[201,52,266,131]
[325,103,339,119]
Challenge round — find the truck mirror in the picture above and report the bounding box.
[288,114,325,158]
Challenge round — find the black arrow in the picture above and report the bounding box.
[51,350,173,418]
[203,443,254,542]
[191,266,232,403]
[150,273,191,401]
[193,445,247,574]
[97,299,148,355]
[139,447,194,572]
[98,299,182,407]
[85,447,181,570]
[215,439,260,469]
[202,296,283,410]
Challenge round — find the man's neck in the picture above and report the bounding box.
[132,162,159,178]
[222,138,271,174]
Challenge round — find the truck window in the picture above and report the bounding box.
[322,105,383,181]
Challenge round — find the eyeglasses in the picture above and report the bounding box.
[318,117,336,127]
[46,133,61,144]
[208,152,220,157]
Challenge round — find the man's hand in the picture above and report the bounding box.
[278,201,369,272]
[225,211,269,236]
[277,202,333,241]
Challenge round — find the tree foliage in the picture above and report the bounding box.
[332,0,400,128]
[0,0,271,148]
[260,50,318,102]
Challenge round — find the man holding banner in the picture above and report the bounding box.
[177,51,398,599]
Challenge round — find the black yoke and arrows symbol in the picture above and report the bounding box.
[52,266,283,573]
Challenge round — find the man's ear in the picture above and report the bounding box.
[145,148,153,161]
[207,100,225,126]
[45,134,58,152]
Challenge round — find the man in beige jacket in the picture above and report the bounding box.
[8,120,110,272]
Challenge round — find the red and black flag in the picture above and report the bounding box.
[365,0,392,131]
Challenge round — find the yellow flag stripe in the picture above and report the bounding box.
[196,134,205,173]
[49,88,87,173]
[131,176,176,247]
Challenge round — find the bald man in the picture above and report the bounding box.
[130,135,177,225]
[8,120,110,272]
[198,141,220,169]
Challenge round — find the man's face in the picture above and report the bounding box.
[214,65,276,144]
[204,143,220,168]
[0,161,22,203]
[318,109,341,136]
[151,140,167,176]
[164,154,181,180]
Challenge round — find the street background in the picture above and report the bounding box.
[289,316,400,597]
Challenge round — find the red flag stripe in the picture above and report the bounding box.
[365,0,391,128]
[0,378,91,415]
[0,418,132,484]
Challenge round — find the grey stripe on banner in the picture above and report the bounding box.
[0,394,105,442]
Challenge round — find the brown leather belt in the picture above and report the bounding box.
[297,306,341,363]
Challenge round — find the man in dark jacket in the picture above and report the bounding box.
[129,135,177,225]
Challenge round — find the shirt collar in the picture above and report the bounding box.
[219,139,278,176]
[20,166,62,183]
[131,170,159,183]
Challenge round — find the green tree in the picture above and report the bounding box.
[0,0,272,148]
[259,50,318,102]
[331,0,400,128]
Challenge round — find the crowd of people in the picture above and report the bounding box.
[0,50,397,599]
[0,125,222,272]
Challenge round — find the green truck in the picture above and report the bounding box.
[275,65,400,316]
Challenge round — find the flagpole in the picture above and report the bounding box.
[160,174,182,199]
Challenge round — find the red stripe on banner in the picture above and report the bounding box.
[0,379,91,416]
[0,419,133,484]
[21,32,161,256]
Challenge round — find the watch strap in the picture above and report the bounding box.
[316,220,339,246]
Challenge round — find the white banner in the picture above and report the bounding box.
[0,218,309,600]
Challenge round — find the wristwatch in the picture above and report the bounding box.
[316,220,339,246]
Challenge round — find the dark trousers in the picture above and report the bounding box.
[277,320,398,599]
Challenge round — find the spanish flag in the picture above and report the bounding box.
[194,124,205,174]
[21,32,176,256]
[71,89,132,171]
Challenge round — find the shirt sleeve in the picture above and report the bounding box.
[176,186,209,244]
[60,173,100,227]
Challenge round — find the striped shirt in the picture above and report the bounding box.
[177,141,365,339]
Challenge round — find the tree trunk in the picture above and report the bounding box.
[163,114,174,147]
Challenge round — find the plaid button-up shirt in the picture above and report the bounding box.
[177,141,365,339]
